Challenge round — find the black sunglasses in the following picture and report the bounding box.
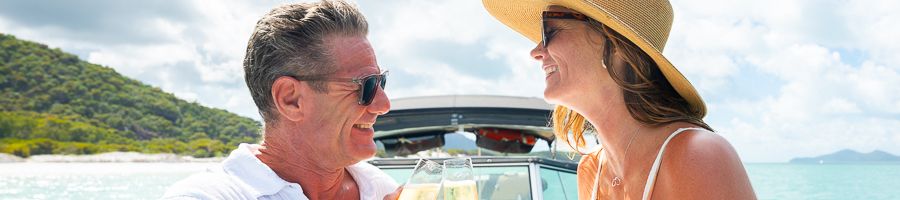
[286,71,388,106]
[542,11,592,48]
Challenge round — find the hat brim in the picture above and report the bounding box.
[483,0,706,117]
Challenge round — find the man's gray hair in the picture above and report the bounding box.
[243,0,368,123]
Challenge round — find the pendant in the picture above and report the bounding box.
[611,176,622,187]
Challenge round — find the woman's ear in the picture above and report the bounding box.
[271,77,305,122]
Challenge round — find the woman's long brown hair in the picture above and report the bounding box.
[553,20,712,154]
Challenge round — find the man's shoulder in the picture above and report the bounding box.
[161,168,255,200]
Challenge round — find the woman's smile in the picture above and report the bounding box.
[543,65,559,77]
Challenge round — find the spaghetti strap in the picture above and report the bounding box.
[641,127,707,200]
[590,148,604,200]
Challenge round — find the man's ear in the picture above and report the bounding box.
[271,77,305,122]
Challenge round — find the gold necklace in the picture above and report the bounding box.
[610,127,641,187]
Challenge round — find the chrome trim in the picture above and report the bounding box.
[529,162,543,200]
[375,162,530,169]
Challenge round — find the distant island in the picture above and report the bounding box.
[790,149,900,164]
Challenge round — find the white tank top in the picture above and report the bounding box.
[589,127,708,200]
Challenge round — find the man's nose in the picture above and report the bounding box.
[367,86,390,115]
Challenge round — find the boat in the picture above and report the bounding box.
[368,95,578,200]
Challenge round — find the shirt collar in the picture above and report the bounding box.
[221,143,300,197]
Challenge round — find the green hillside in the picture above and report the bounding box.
[0,33,261,158]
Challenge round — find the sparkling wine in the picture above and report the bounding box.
[397,183,441,200]
[442,180,478,200]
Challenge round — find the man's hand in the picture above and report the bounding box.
[383,185,403,200]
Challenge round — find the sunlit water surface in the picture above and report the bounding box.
[2,163,899,199]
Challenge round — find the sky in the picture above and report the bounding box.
[1,0,898,162]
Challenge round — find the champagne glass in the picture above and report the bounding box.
[442,158,478,200]
[398,159,443,200]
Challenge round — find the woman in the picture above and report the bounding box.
[482,0,756,199]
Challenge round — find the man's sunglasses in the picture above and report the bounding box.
[286,71,388,106]
[542,11,591,48]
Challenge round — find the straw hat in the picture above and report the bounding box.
[482,0,706,117]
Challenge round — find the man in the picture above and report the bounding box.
[163,1,400,199]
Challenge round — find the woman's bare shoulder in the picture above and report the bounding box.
[653,129,757,199]
[665,128,739,162]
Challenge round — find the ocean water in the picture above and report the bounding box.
[0,163,898,199]
[0,163,211,200]
[745,163,900,200]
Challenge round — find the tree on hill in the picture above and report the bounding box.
[0,33,261,157]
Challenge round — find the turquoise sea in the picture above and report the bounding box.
[1,163,898,199]
[745,163,900,200]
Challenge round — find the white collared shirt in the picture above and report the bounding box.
[162,143,399,200]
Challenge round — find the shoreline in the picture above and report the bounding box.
[0,152,223,163]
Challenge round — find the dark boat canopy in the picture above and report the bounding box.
[373,95,556,155]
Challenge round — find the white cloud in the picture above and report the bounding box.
[665,0,900,162]
[361,0,545,100]
[87,44,196,75]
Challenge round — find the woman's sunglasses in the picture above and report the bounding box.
[286,71,388,106]
[542,11,591,48]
